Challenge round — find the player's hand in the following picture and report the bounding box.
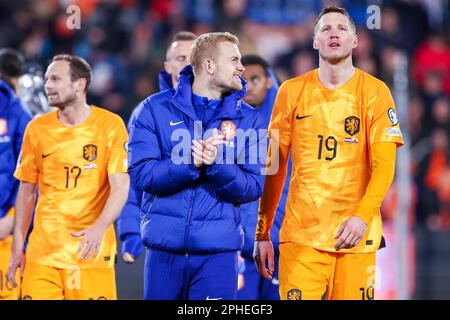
[253,240,274,280]
[334,216,367,251]
[191,139,204,168]
[72,222,108,260]
[237,255,246,290]
[201,129,226,165]
[121,233,144,264]
[238,273,245,291]
[6,249,25,289]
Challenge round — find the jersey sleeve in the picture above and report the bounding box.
[268,82,292,147]
[14,123,38,183]
[369,83,404,147]
[108,116,129,175]
[355,142,397,225]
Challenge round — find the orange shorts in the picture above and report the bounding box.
[21,261,117,300]
[279,242,376,300]
[0,236,20,300]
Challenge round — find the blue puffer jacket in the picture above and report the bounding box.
[0,80,32,217]
[116,70,173,245]
[158,70,173,92]
[240,69,292,258]
[128,65,266,253]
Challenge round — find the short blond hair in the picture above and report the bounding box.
[190,32,239,74]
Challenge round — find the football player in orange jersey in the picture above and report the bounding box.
[254,6,404,300]
[6,54,129,300]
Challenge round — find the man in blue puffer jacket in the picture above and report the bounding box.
[128,32,266,300]
[0,48,32,300]
[116,31,197,263]
[237,55,292,300]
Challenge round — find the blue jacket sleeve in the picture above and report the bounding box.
[239,199,260,257]
[205,113,266,205]
[127,104,144,132]
[128,100,201,195]
[0,99,32,217]
[14,102,32,161]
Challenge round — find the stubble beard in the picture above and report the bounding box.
[319,49,352,65]
[49,91,78,110]
[211,74,242,96]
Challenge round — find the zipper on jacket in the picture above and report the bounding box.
[182,188,196,299]
[184,188,196,255]
[184,119,202,254]
[183,250,190,299]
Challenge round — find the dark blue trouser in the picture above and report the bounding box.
[236,256,280,300]
[144,248,238,300]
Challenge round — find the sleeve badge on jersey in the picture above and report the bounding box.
[387,108,399,126]
[83,144,97,162]
[386,127,403,137]
[221,120,237,140]
[0,118,8,135]
[344,116,360,136]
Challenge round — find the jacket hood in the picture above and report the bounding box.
[158,70,173,91]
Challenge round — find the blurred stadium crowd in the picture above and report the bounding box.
[0,0,449,298]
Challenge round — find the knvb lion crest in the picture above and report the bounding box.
[221,120,237,140]
[287,289,302,300]
[83,144,97,162]
[344,116,360,136]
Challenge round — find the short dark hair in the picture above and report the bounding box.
[314,6,356,36]
[51,54,91,92]
[172,31,197,42]
[241,55,270,76]
[0,48,24,79]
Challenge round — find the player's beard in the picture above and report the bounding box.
[213,66,242,94]
[217,76,242,93]
[48,91,78,109]
[319,49,352,65]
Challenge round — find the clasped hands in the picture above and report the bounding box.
[191,128,226,167]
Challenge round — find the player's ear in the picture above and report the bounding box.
[205,58,215,76]
[313,35,319,50]
[75,78,87,93]
[164,60,171,74]
[352,33,358,49]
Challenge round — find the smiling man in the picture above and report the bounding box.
[7,54,129,300]
[128,32,265,300]
[253,6,404,300]
[117,31,197,265]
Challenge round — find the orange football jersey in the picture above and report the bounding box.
[14,106,128,268]
[256,68,404,253]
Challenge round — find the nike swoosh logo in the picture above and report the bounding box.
[296,114,312,120]
[42,153,55,158]
[170,120,184,126]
